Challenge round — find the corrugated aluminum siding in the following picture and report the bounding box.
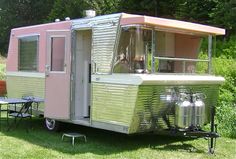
[72,14,121,73]
[129,85,219,133]
[92,83,138,126]
[6,76,45,111]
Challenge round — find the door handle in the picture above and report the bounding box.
[45,65,50,77]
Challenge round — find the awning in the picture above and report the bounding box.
[121,13,225,36]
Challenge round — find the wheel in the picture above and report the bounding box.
[44,118,60,131]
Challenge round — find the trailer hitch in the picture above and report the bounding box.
[180,124,219,154]
[182,129,220,139]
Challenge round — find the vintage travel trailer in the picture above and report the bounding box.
[6,11,225,151]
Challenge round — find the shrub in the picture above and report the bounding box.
[215,36,236,58]
[0,55,6,80]
[0,63,6,80]
[212,56,236,138]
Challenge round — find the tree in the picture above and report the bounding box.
[0,0,54,55]
[118,0,178,18]
[47,0,119,21]
[175,0,236,35]
[210,0,236,35]
[0,0,235,55]
[175,0,216,24]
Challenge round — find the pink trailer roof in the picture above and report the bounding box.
[121,13,225,36]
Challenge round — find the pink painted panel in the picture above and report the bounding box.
[44,30,71,119]
[175,34,201,59]
[44,73,70,119]
[6,31,18,71]
[121,13,225,35]
[7,21,71,73]
[174,34,201,72]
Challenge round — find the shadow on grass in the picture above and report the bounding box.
[0,117,205,155]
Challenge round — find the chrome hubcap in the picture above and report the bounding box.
[45,118,55,130]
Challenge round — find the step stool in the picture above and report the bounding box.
[62,132,87,146]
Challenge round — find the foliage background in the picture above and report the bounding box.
[0,0,235,137]
[1,0,236,55]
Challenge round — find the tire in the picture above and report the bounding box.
[44,118,61,132]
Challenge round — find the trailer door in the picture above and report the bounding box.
[44,30,71,119]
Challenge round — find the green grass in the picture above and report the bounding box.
[0,117,235,159]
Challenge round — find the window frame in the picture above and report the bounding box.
[49,35,67,73]
[18,34,39,72]
[113,26,152,74]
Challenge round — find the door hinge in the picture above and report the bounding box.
[71,74,74,81]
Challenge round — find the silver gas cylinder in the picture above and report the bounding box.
[193,93,205,126]
[175,93,192,128]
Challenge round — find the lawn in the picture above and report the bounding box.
[0,117,235,159]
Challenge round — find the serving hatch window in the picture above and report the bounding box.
[113,26,152,73]
[113,25,210,74]
[18,35,39,71]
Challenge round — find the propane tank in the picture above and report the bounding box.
[193,93,205,126]
[175,93,192,128]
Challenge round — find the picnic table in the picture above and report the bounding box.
[0,97,44,130]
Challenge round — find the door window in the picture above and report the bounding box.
[51,37,65,71]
